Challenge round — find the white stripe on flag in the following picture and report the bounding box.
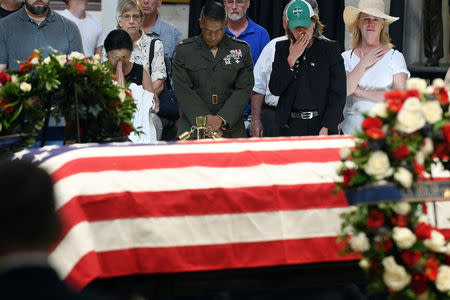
[54,162,342,209]
[49,207,350,279]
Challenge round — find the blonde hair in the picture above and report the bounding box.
[117,0,144,21]
[350,12,393,49]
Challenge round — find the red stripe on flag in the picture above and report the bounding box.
[55,183,347,243]
[64,237,359,291]
[51,148,341,183]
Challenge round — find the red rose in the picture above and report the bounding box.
[383,238,393,252]
[108,101,119,110]
[113,75,118,81]
[0,98,14,114]
[403,89,421,99]
[411,271,428,295]
[401,250,421,266]
[362,117,383,130]
[393,144,410,160]
[415,222,432,240]
[125,90,133,98]
[387,99,403,113]
[435,87,449,105]
[19,61,32,73]
[365,128,386,140]
[413,159,426,180]
[442,123,450,142]
[74,62,86,75]
[391,215,408,227]
[0,70,11,85]
[342,169,358,187]
[120,123,131,136]
[432,143,450,161]
[424,258,439,281]
[367,210,384,230]
[384,90,404,101]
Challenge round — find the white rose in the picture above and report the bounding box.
[68,51,85,60]
[396,98,426,133]
[340,147,351,160]
[19,82,32,92]
[422,138,434,156]
[118,90,126,102]
[394,167,413,188]
[359,258,370,270]
[92,54,101,63]
[422,101,443,124]
[369,102,388,118]
[112,80,119,86]
[436,266,450,292]
[11,75,18,84]
[43,57,51,65]
[432,78,446,89]
[30,57,39,65]
[382,256,411,292]
[392,227,416,249]
[415,151,425,165]
[424,86,435,95]
[395,202,411,215]
[419,215,429,224]
[349,232,370,253]
[56,54,67,67]
[407,78,427,92]
[364,151,393,180]
[424,230,446,253]
[344,160,357,170]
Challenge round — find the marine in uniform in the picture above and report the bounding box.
[173,0,254,139]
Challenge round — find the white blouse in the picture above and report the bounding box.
[102,31,167,83]
[341,49,410,135]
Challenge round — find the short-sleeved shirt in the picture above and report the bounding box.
[225,17,270,64]
[145,16,182,81]
[341,49,410,134]
[0,7,83,69]
[253,35,288,107]
[58,9,103,57]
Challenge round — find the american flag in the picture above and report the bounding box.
[11,136,450,291]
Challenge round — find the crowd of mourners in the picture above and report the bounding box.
[0,0,428,141]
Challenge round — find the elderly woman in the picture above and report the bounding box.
[341,0,410,135]
[103,0,166,95]
[269,0,346,136]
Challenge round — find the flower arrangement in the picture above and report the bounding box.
[0,49,137,151]
[339,202,450,299]
[336,78,449,191]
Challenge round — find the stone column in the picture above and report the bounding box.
[102,0,120,38]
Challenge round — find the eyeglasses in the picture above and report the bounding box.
[225,0,247,6]
[360,17,383,25]
[120,14,142,21]
[107,53,131,60]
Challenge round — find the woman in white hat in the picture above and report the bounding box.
[340,0,410,135]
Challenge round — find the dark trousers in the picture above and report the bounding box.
[423,0,444,65]
[279,117,322,137]
[261,108,279,137]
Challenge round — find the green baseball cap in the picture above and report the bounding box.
[287,0,315,30]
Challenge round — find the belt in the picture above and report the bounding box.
[262,103,277,111]
[290,111,319,120]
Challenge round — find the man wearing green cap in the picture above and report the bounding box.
[269,0,346,137]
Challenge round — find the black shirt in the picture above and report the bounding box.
[0,4,22,19]
[124,63,143,86]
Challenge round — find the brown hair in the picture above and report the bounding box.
[117,0,144,20]
[285,15,324,40]
[350,12,393,49]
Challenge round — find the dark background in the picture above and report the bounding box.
[188,0,406,53]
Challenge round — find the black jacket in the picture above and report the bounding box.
[269,38,346,134]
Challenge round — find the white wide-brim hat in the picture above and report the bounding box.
[343,0,399,29]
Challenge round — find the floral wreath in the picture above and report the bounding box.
[0,49,137,152]
[337,78,450,299]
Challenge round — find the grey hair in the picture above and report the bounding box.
[116,0,143,20]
